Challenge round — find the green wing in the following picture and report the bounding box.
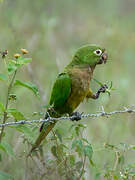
[49,72,71,108]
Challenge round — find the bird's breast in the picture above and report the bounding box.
[66,66,93,113]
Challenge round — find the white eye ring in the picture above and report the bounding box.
[94,49,102,56]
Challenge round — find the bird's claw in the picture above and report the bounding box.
[98,84,108,93]
[71,112,82,121]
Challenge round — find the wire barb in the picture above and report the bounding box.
[0,107,134,127]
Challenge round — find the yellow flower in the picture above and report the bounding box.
[21,48,28,54]
[14,53,21,59]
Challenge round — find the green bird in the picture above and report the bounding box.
[29,44,108,154]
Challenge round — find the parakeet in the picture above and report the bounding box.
[29,44,108,154]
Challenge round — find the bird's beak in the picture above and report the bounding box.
[98,50,108,64]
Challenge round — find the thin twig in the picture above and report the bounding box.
[0,107,134,128]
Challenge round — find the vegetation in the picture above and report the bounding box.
[0,0,135,179]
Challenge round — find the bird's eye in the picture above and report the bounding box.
[94,49,102,56]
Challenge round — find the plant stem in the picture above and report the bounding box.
[78,155,86,180]
[0,70,17,142]
[113,151,119,171]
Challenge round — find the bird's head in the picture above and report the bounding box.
[73,44,108,67]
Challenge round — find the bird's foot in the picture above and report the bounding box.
[94,84,108,99]
[70,112,83,121]
[98,84,108,93]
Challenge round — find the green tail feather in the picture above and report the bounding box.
[29,121,56,155]
[28,109,60,155]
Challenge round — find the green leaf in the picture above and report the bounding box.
[113,175,119,180]
[14,80,40,98]
[104,143,115,150]
[59,144,68,149]
[51,145,58,158]
[72,139,83,149]
[0,144,6,152]
[16,57,32,65]
[93,78,104,86]
[69,155,75,166]
[130,146,135,150]
[42,104,50,109]
[75,126,80,136]
[15,125,34,141]
[110,81,113,89]
[0,142,15,157]
[118,154,124,165]
[80,169,85,178]
[0,102,5,112]
[57,144,66,156]
[72,139,83,156]
[89,159,95,167]
[95,173,101,180]
[0,74,7,81]
[8,57,32,72]
[8,108,26,120]
[83,145,93,160]
[8,61,17,74]
[78,123,87,128]
[55,129,62,142]
[0,171,14,180]
[81,138,90,144]
[129,171,135,176]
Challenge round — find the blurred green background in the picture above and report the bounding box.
[0,0,135,179]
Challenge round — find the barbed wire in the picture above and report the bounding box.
[0,107,134,127]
